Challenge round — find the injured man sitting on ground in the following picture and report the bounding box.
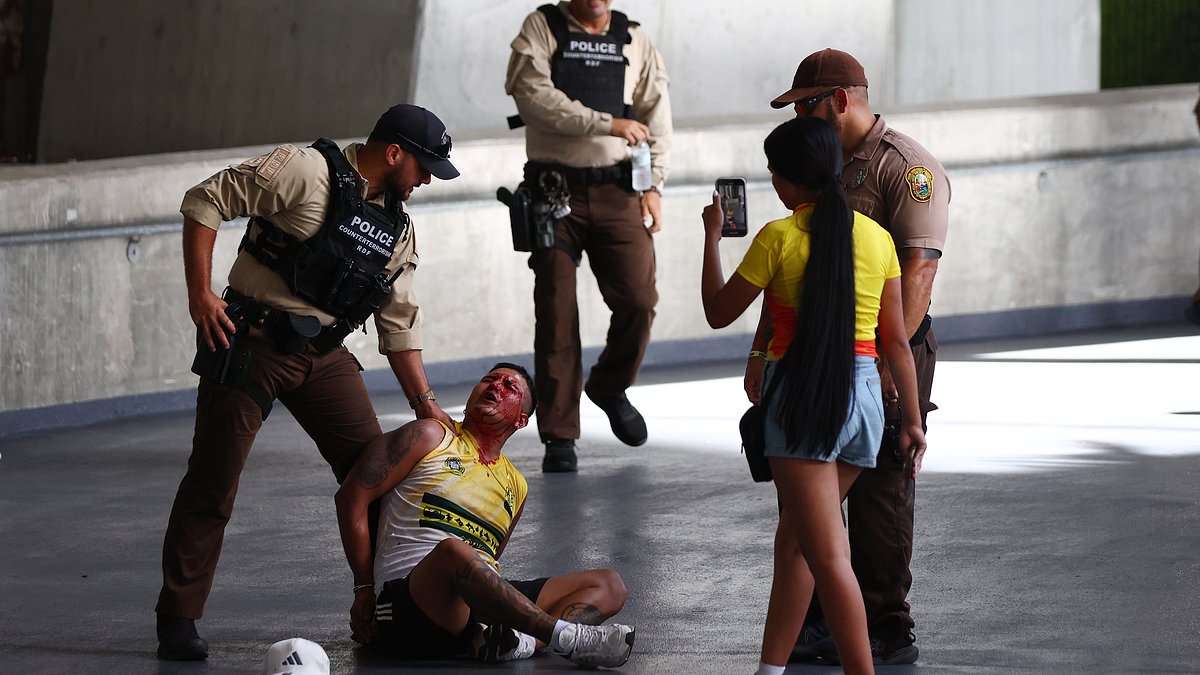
[335,363,635,668]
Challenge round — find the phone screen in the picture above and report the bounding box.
[716,178,748,237]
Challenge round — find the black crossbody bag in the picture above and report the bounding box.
[738,404,772,482]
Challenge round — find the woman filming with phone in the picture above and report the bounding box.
[699,117,926,675]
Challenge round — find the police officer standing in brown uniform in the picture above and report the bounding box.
[505,0,672,472]
[155,104,459,660]
[756,49,949,665]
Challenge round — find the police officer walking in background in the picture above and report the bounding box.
[155,104,458,660]
[759,49,950,665]
[505,0,672,472]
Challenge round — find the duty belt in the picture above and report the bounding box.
[222,289,345,354]
[524,161,630,188]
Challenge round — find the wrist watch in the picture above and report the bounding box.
[408,390,436,409]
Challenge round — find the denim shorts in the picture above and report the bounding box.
[761,355,884,468]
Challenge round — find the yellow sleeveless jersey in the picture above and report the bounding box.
[373,421,528,584]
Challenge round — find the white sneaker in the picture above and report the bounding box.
[468,623,537,662]
[554,622,635,668]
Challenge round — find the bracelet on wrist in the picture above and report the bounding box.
[353,583,374,593]
[408,390,436,409]
[748,350,768,360]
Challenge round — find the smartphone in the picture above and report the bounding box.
[715,177,748,237]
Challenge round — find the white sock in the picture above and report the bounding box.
[755,662,786,675]
[550,620,574,654]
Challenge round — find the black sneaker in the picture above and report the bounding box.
[467,623,537,663]
[156,615,208,661]
[876,629,919,665]
[823,628,918,666]
[542,439,578,473]
[584,384,647,446]
[789,620,836,662]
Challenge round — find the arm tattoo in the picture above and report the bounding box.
[899,247,941,260]
[451,555,556,640]
[357,424,421,489]
[560,602,603,625]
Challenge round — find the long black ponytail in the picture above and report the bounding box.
[763,117,856,453]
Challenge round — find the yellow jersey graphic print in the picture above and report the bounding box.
[419,492,506,559]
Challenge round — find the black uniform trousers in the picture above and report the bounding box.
[530,181,657,442]
[156,333,381,619]
[804,326,937,637]
[849,326,937,636]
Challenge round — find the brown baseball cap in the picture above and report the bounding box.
[770,48,868,109]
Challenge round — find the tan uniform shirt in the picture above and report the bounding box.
[505,1,672,188]
[179,143,422,353]
[843,116,950,253]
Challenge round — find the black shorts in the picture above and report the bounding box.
[373,574,549,657]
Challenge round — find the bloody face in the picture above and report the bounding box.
[465,368,532,426]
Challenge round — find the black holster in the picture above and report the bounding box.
[190,327,253,387]
[909,314,932,347]
[497,184,556,252]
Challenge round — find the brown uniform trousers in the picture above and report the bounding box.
[530,181,657,441]
[849,326,937,635]
[156,334,380,619]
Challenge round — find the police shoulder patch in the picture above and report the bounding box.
[255,146,298,183]
[905,165,934,203]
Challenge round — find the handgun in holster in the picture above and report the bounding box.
[190,302,254,386]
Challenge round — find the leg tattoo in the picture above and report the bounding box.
[451,555,557,641]
[560,602,603,625]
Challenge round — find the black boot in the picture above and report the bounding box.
[584,385,647,446]
[542,439,578,473]
[156,614,208,661]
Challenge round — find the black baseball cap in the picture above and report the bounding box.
[370,104,460,180]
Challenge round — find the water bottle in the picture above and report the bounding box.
[631,141,652,192]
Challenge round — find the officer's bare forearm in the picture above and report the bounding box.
[386,350,431,399]
[182,218,219,299]
[898,248,939,339]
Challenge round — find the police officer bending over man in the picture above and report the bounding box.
[155,104,459,660]
[505,0,673,472]
[335,364,635,668]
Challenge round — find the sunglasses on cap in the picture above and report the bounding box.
[794,90,836,116]
[393,132,452,161]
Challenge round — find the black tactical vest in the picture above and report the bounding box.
[542,4,634,119]
[508,5,635,129]
[240,138,408,325]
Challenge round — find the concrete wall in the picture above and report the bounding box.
[893,0,1100,106]
[411,0,898,135]
[353,0,1102,135]
[31,0,1100,161]
[2,84,1198,422]
[36,0,422,162]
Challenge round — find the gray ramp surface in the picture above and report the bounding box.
[1,325,1198,674]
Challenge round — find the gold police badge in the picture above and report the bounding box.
[905,166,933,203]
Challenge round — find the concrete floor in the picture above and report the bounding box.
[1,324,1198,674]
